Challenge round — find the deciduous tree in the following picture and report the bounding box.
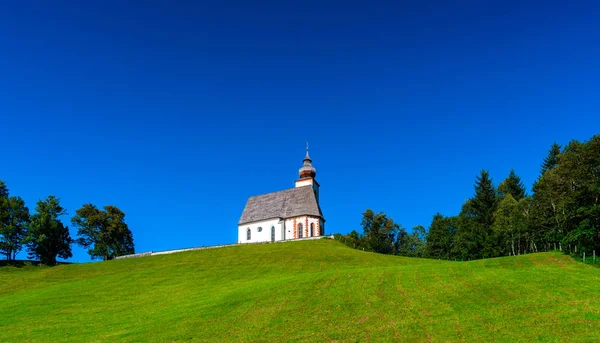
[72,204,134,260]
[0,196,30,260]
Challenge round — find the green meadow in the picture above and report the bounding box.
[1,239,599,342]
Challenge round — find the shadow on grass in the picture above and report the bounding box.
[0,260,72,268]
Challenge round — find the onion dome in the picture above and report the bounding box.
[299,143,316,179]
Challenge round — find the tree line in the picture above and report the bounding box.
[336,134,600,261]
[0,181,134,265]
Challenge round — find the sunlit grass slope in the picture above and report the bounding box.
[1,239,600,342]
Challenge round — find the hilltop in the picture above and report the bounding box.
[1,239,599,342]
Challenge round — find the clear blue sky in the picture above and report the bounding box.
[1,1,599,262]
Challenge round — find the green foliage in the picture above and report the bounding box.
[471,169,498,229]
[398,225,426,257]
[541,142,561,174]
[535,136,600,253]
[71,204,134,260]
[0,196,30,260]
[425,213,456,259]
[359,209,402,254]
[1,240,600,342]
[425,134,599,262]
[452,200,484,260]
[498,169,526,201]
[0,182,31,260]
[26,196,72,266]
[337,209,409,255]
[0,181,8,198]
[492,194,520,256]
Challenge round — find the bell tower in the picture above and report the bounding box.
[295,142,320,202]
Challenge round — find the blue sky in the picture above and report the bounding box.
[1,1,599,262]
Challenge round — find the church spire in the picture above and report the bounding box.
[299,142,316,179]
[304,142,311,161]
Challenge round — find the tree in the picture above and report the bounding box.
[498,169,526,201]
[452,200,483,260]
[471,170,498,228]
[0,196,30,260]
[425,213,457,260]
[492,194,519,256]
[0,181,8,198]
[530,135,600,254]
[72,204,134,260]
[468,170,499,258]
[356,209,402,255]
[398,225,426,257]
[552,137,600,253]
[26,196,72,265]
[540,142,561,174]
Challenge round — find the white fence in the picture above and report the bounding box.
[116,235,334,260]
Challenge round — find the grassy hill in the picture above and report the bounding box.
[1,239,600,342]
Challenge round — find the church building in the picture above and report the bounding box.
[238,146,325,243]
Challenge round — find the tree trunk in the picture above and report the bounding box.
[511,239,516,256]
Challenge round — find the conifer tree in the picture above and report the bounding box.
[425,213,456,260]
[471,170,498,229]
[540,142,561,174]
[26,196,72,265]
[470,170,498,257]
[498,169,527,201]
[0,181,8,198]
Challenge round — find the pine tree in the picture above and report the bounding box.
[470,170,498,258]
[498,169,527,201]
[0,181,8,198]
[471,170,498,228]
[425,213,456,260]
[26,196,72,265]
[541,142,561,174]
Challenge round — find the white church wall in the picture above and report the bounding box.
[308,216,321,237]
[284,216,322,239]
[284,218,297,239]
[238,218,284,244]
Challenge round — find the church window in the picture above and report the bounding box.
[310,223,314,237]
[257,227,262,232]
[298,223,303,238]
[247,228,251,241]
[271,226,275,242]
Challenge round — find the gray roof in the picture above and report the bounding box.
[239,186,324,225]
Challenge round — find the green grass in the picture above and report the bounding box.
[1,239,600,342]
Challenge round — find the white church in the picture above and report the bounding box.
[238,146,325,243]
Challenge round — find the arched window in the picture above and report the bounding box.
[310,223,315,237]
[271,226,275,242]
[247,228,251,241]
[298,223,303,238]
